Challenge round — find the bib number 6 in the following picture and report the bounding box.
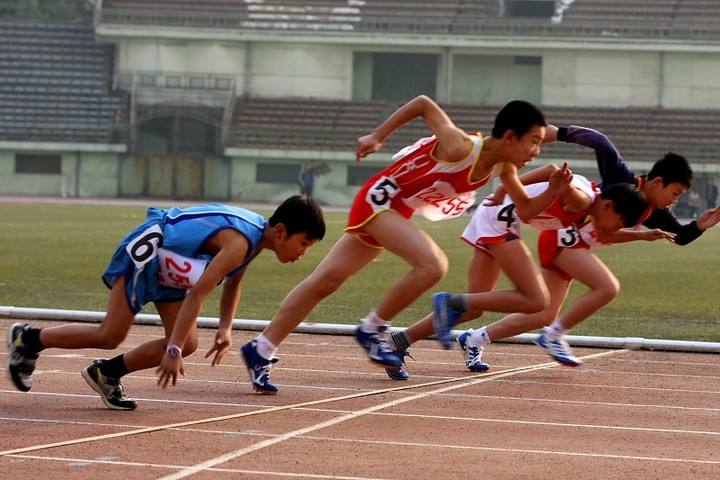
[125,224,163,268]
[367,176,400,208]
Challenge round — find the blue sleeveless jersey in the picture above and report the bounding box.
[103,204,267,314]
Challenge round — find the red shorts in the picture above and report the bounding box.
[461,232,519,258]
[537,229,589,281]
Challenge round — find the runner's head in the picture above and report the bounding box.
[591,183,648,233]
[268,195,325,263]
[643,153,692,209]
[492,100,547,168]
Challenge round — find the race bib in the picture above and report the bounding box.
[403,181,476,221]
[157,248,207,290]
[557,225,580,247]
[126,224,163,268]
[366,175,401,211]
[577,222,609,249]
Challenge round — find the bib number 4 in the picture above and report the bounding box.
[496,204,516,229]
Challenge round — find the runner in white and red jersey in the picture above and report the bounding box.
[384,170,645,379]
[436,126,676,373]
[239,95,572,394]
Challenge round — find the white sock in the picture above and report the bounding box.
[469,326,492,348]
[255,334,277,360]
[545,321,566,341]
[360,310,387,334]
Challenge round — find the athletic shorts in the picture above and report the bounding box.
[460,201,521,257]
[537,227,590,281]
[102,209,186,314]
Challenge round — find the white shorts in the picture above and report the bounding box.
[461,200,522,256]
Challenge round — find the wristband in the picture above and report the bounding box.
[166,344,182,358]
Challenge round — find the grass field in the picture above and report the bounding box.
[1,202,718,341]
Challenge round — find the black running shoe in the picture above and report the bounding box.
[81,361,137,410]
[6,323,38,392]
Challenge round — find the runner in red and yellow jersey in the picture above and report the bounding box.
[239,95,570,394]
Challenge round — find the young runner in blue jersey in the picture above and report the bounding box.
[7,196,325,410]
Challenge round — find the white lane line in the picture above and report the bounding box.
[495,378,720,395]
[5,395,720,437]
[7,454,383,480]
[5,370,720,410]
[0,355,584,457]
[157,350,623,480]
[8,432,720,472]
[438,392,720,413]
[297,435,720,465]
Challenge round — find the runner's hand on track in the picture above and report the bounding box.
[205,328,232,367]
[156,353,185,389]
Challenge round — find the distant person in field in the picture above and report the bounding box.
[298,163,316,198]
[448,125,720,371]
[7,196,325,410]
[707,178,718,209]
[237,95,574,395]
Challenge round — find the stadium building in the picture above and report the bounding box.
[1,0,719,212]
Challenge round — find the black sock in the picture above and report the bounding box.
[22,328,44,355]
[447,294,468,312]
[390,331,412,351]
[100,354,129,379]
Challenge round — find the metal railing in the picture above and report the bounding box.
[97,6,720,41]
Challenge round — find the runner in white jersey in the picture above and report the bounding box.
[384,165,616,379]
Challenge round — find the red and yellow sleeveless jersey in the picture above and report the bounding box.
[347,133,494,247]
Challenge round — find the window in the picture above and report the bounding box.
[347,165,379,186]
[189,76,205,89]
[15,154,61,174]
[514,56,542,66]
[256,163,301,184]
[165,76,182,88]
[504,0,556,18]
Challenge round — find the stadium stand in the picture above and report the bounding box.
[0,20,127,144]
[99,0,720,40]
[228,97,720,165]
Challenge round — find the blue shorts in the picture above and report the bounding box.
[102,209,186,314]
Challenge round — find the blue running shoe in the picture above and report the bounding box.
[240,340,279,395]
[432,292,461,350]
[456,330,489,372]
[385,350,414,381]
[535,328,582,367]
[355,325,402,368]
[7,323,38,392]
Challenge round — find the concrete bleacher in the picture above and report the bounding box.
[227,97,720,166]
[0,20,127,144]
[99,0,720,39]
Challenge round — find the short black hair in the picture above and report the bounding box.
[269,195,325,240]
[491,100,547,139]
[647,152,693,188]
[600,183,647,227]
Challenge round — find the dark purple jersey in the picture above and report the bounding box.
[558,126,702,245]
